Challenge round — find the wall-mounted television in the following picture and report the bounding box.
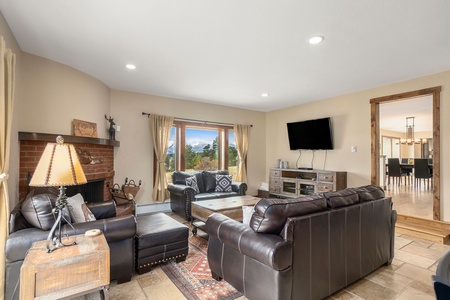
[287,117,333,150]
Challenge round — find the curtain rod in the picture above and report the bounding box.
[141,112,252,127]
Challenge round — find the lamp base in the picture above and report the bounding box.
[46,186,77,253]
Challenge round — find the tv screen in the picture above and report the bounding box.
[287,117,333,150]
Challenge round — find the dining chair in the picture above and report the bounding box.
[400,158,412,182]
[414,158,433,189]
[387,158,409,186]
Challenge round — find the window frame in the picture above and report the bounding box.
[153,120,241,182]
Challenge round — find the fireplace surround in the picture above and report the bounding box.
[19,132,119,202]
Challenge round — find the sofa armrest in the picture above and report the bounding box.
[206,213,291,270]
[5,228,51,263]
[231,182,248,195]
[63,215,136,243]
[87,200,117,219]
[168,183,195,195]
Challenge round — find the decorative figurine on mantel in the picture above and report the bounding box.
[105,114,116,140]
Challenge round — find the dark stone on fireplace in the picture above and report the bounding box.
[66,179,105,202]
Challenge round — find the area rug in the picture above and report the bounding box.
[161,234,243,300]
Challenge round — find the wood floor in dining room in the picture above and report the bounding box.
[385,180,433,220]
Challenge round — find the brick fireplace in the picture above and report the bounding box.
[19,132,119,202]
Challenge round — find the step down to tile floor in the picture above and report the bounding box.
[396,214,450,244]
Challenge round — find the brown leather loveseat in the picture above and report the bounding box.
[206,185,397,300]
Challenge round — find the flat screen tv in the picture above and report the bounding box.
[287,117,333,150]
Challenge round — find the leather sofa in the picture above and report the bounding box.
[205,185,397,300]
[168,170,247,220]
[5,188,136,300]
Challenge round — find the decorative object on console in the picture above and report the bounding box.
[29,135,87,252]
[104,114,116,140]
[75,147,102,165]
[73,119,98,138]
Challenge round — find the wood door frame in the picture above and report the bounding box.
[370,86,441,220]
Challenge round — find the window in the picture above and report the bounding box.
[160,121,240,183]
[381,136,400,158]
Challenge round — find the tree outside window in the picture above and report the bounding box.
[160,121,240,182]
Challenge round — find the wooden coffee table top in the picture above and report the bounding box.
[191,195,261,223]
[193,195,261,212]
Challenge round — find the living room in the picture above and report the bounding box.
[1,2,450,300]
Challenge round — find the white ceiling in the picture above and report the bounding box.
[1,1,450,112]
[379,95,432,133]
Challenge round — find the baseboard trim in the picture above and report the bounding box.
[136,202,171,215]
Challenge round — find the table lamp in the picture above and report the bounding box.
[29,136,87,252]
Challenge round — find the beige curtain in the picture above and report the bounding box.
[0,36,16,300]
[233,124,250,182]
[150,114,174,202]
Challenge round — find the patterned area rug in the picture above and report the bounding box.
[161,234,243,300]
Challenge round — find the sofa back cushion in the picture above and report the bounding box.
[356,185,385,202]
[202,170,229,192]
[172,171,204,193]
[250,195,327,234]
[323,188,360,209]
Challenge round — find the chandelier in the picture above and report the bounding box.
[400,117,427,145]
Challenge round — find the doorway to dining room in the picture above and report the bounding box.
[370,86,441,221]
[379,96,433,219]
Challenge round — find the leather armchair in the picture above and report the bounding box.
[433,250,450,299]
[5,200,136,300]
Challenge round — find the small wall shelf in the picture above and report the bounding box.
[19,131,120,147]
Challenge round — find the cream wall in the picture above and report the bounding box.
[110,90,266,204]
[19,53,111,138]
[266,70,450,221]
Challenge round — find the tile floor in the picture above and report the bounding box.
[109,230,449,300]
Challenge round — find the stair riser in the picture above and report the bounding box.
[396,226,449,244]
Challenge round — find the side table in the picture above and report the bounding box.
[20,233,110,300]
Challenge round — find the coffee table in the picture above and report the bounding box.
[191,195,261,236]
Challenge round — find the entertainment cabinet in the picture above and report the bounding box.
[269,168,347,197]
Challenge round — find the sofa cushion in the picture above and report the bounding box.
[356,185,385,202]
[202,170,228,192]
[250,195,326,234]
[185,176,200,194]
[66,193,96,223]
[323,188,359,209]
[172,171,204,193]
[21,187,71,230]
[215,174,232,192]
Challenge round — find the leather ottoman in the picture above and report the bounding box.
[135,213,189,274]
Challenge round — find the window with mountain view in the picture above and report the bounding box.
[162,121,239,183]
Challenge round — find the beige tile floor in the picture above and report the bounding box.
[109,231,448,300]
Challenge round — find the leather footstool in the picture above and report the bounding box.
[135,213,189,274]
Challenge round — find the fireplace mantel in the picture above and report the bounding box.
[19,131,120,147]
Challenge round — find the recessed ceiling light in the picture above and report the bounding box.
[308,36,324,45]
[261,93,270,97]
[125,64,136,70]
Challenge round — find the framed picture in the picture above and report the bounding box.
[73,119,98,138]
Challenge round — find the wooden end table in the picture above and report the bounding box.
[191,195,261,236]
[20,233,110,300]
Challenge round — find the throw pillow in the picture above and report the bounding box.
[185,176,200,194]
[215,174,232,192]
[242,206,254,226]
[21,187,71,230]
[66,193,96,223]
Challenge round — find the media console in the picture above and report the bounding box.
[269,168,347,198]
